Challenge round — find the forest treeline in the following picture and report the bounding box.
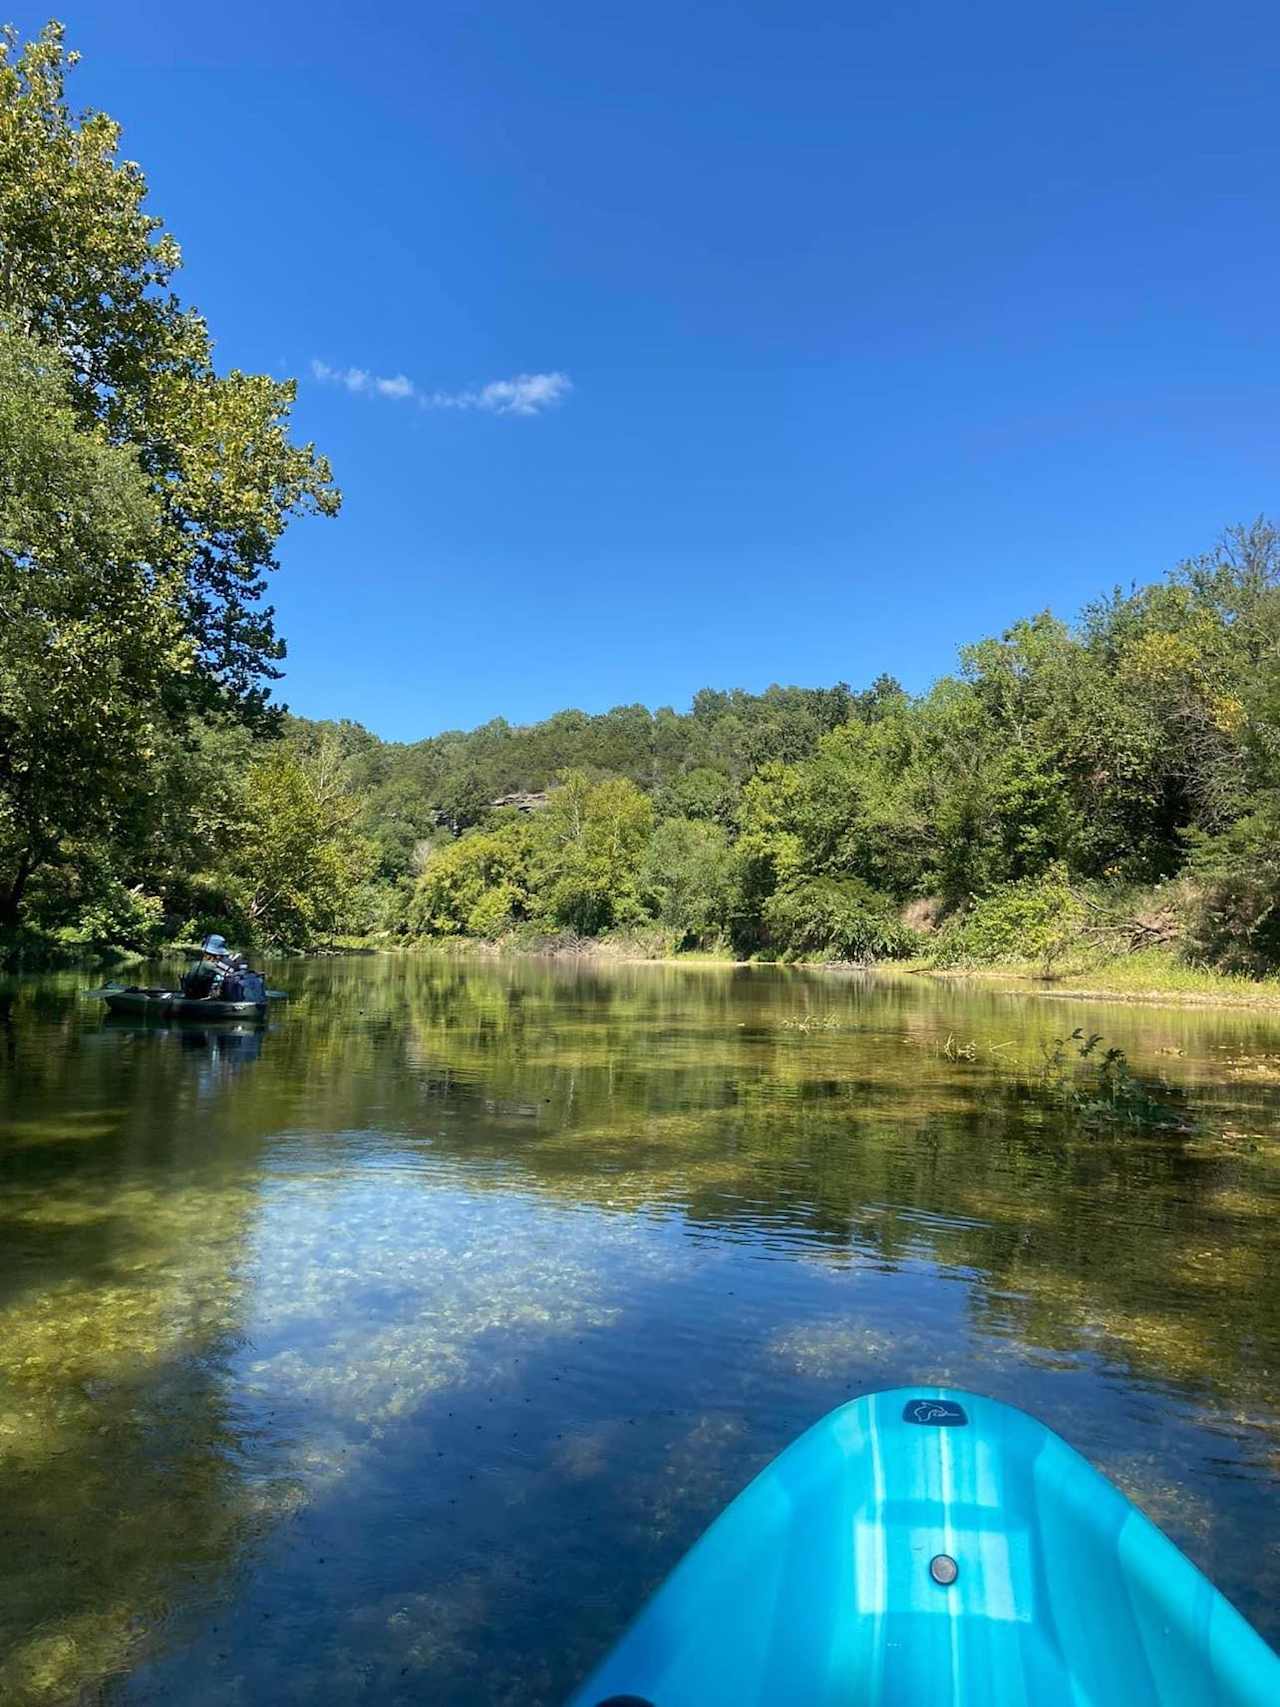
[277,517,1280,977]
[4,25,1280,976]
[17,518,1280,977]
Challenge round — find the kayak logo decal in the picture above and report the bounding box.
[903,1399,969,1426]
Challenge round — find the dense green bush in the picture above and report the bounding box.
[930,868,1084,969]
[56,878,165,953]
[763,877,920,962]
[466,882,522,940]
[1183,804,1280,973]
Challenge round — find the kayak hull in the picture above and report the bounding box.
[568,1387,1280,1707]
[102,988,266,1023]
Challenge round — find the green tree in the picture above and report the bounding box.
[639,817,734,946]
[0,328,183,929]
[655,765,735,822]
[221,747,377,947]
[0,23,338,715]
[532,772,654,934]
[409,817,534,937]
[930,866,1085,970]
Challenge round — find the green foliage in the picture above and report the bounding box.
[184,746,378,948]
[408,818,534,937]
[56,877,165,953]
[16,498,1269,966]
[465,882,521,940]
[655,765,735,822]
[405,773,658,942]
[930,868,1084,970]
[532,772,655,935]
[0,24,338,954]
[730,761,809,942]
[762,877,919,963]
[0,327,181,928]
[1183,799,1280,973]
[639,817,734,946]
[1036,1029,1191,1130]
[0,23,338,713]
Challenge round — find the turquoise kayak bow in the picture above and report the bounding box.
[569,1387,1280,1706]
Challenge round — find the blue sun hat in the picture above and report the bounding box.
[201,934,228,956]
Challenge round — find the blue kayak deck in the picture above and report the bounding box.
[570,1387,1280,1707]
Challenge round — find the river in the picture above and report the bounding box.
[2,954,1278,1704]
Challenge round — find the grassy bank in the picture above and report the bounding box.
[899,947,1280,1008]
[329,931,1280,1010]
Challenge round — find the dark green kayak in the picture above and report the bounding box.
[97,985,267,1022]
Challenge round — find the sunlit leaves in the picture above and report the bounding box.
[0,21,338,711]
[0,329,184,924]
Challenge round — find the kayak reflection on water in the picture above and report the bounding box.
[100,1015,266,1083]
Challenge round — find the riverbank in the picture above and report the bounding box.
[896,953,1280,1009]
[330,933,1280,1011]
[16,927,1280,1013]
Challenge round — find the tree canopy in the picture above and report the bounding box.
[0,22,339,946]
[0,22,337,714]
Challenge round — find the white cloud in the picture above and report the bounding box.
[311,359,571,417]
[311,360,376,394]
[426,372,574,416]
[476,372,572,415]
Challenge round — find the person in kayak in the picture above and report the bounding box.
[180,934,235,1000]
[179,937,268,1005]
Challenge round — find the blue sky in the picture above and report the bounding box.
[19,0,1280,740]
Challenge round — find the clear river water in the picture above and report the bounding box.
[1,954,1278,1704]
